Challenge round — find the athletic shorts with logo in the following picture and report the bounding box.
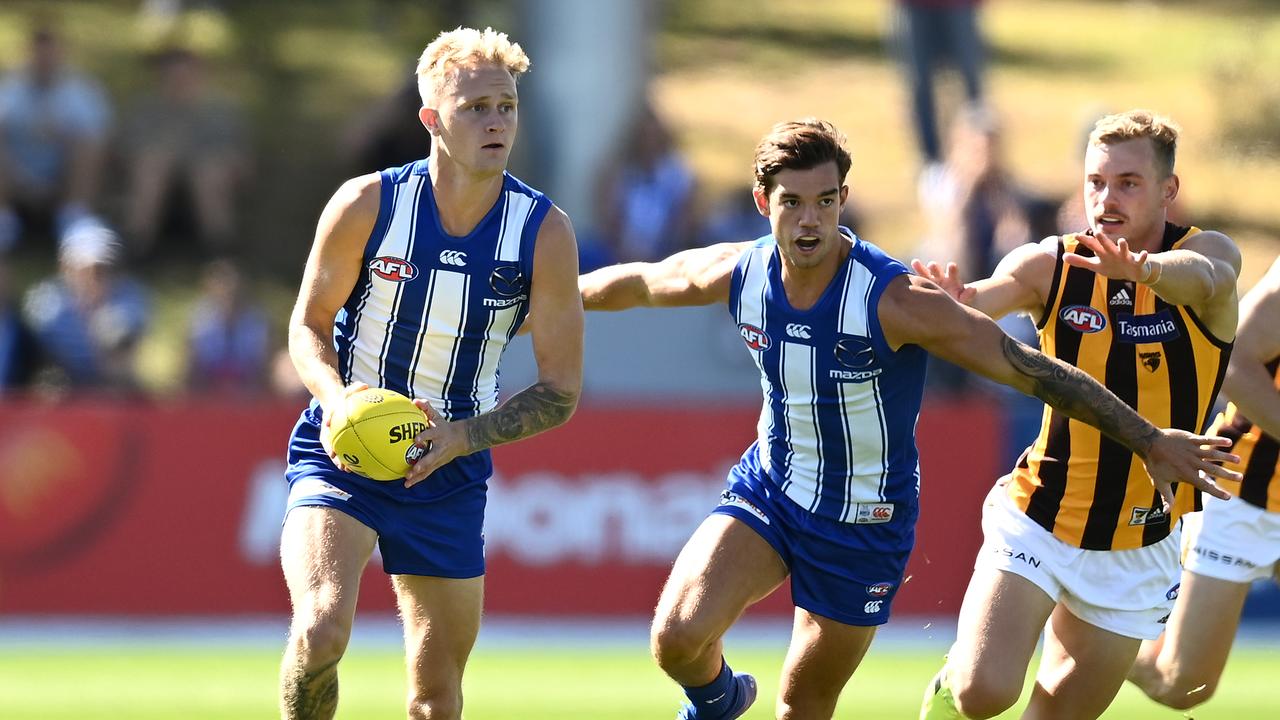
[711,448,916,626]
[285,403,487,578]
[974,480,1179,640]
[1183,493,1280,583]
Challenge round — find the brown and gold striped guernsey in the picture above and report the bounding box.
[1007,223,1233,550]
[1207,358,1280,513]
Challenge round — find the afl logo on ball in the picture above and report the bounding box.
[405,443,427,464]
[738,323,771,351]
[369,256,418,282]
[1060,305,1106,333]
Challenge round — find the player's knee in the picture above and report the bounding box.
[289,614,353,666]
[406,687,462,720]
[1146,676,1217,711]
[950,668,1021,720]
[650,618,710,671]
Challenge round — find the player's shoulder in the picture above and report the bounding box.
[335,171,383,201]
[846,231,911,279]
[503,171,552,204]
[1180,228,1242,273]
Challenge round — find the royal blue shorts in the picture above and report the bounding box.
[285,404,487,578]
[711,450,916,626]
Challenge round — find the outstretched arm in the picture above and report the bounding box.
[1063,230,1240,324]
[405,207,584,486]
[911,237,1057,320]
[879,274,1239,507]
[1222,257,1280,437]
[580,241,751,310]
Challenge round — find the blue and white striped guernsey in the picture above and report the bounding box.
[728,231,928,523]
[330,161,550,483]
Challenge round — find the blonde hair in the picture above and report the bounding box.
[416,27,530,106]
[1088,109,1180,177]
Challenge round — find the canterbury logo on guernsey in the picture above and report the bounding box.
[785,323,812,339]
[439,250,467,266]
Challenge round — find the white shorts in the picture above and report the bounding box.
[974,482,1180,640]
[1183,494,1280,583]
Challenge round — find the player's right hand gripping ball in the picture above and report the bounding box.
[327,388,429,481]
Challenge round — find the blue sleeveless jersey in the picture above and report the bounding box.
[728,232,928,522]
[303,161,551,489]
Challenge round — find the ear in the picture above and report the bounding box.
[1163,173,1180,206]
[752,186,770,217]
[839,184,849,206]
[419,107,441,136]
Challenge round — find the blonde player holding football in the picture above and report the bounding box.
[1126,255,1280,709]
[916,110,1243,719]
[280,27,582,720]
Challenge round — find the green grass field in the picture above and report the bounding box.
[1,641,1275,718]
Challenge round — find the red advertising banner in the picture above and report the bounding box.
[0,398,1002,617]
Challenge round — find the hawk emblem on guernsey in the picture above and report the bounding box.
[1140,351,1162,372]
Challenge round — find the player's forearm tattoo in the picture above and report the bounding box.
[1001,335,1160,457]
[466,381,578,451]
[281,658,339,719]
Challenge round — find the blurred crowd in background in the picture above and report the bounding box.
[0,0,1247,438]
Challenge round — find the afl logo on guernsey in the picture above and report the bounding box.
[1060,305,1106,333]
[739,323,771,351]
[369,256,418,282]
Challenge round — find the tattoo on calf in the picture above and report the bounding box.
[1001,335,1158,457]
[282,658,340,720]
[466,382,577,451]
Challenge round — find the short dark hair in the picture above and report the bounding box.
[753,118,852,194]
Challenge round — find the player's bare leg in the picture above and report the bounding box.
[1023,604,1140,719]
[279,507,378,720]
[776,608,876,719]
[1128,570,1249,709]
[652,514,788,717]
[933,568,1055,719]
[393,574,483,720]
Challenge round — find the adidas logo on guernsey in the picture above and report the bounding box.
[1110,287,1132,306]
[440,250,467,267]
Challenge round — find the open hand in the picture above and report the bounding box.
[403,401,473,488]
[1062,231,1150,281]
[1141,429,1240,511]
[910,259,975,305]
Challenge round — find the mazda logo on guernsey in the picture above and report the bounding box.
[738,323,770,351]
[439,250,467,267]
[834,336,876,369]
[1060,304,1106,333]
[368,256,417,282]
[490,264,526,297]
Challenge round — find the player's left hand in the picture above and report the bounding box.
[1062,231,1151,282]
[1141,429,1240,511]
[403,400,471,488]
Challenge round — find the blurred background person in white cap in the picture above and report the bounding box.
[22,218,149,393]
